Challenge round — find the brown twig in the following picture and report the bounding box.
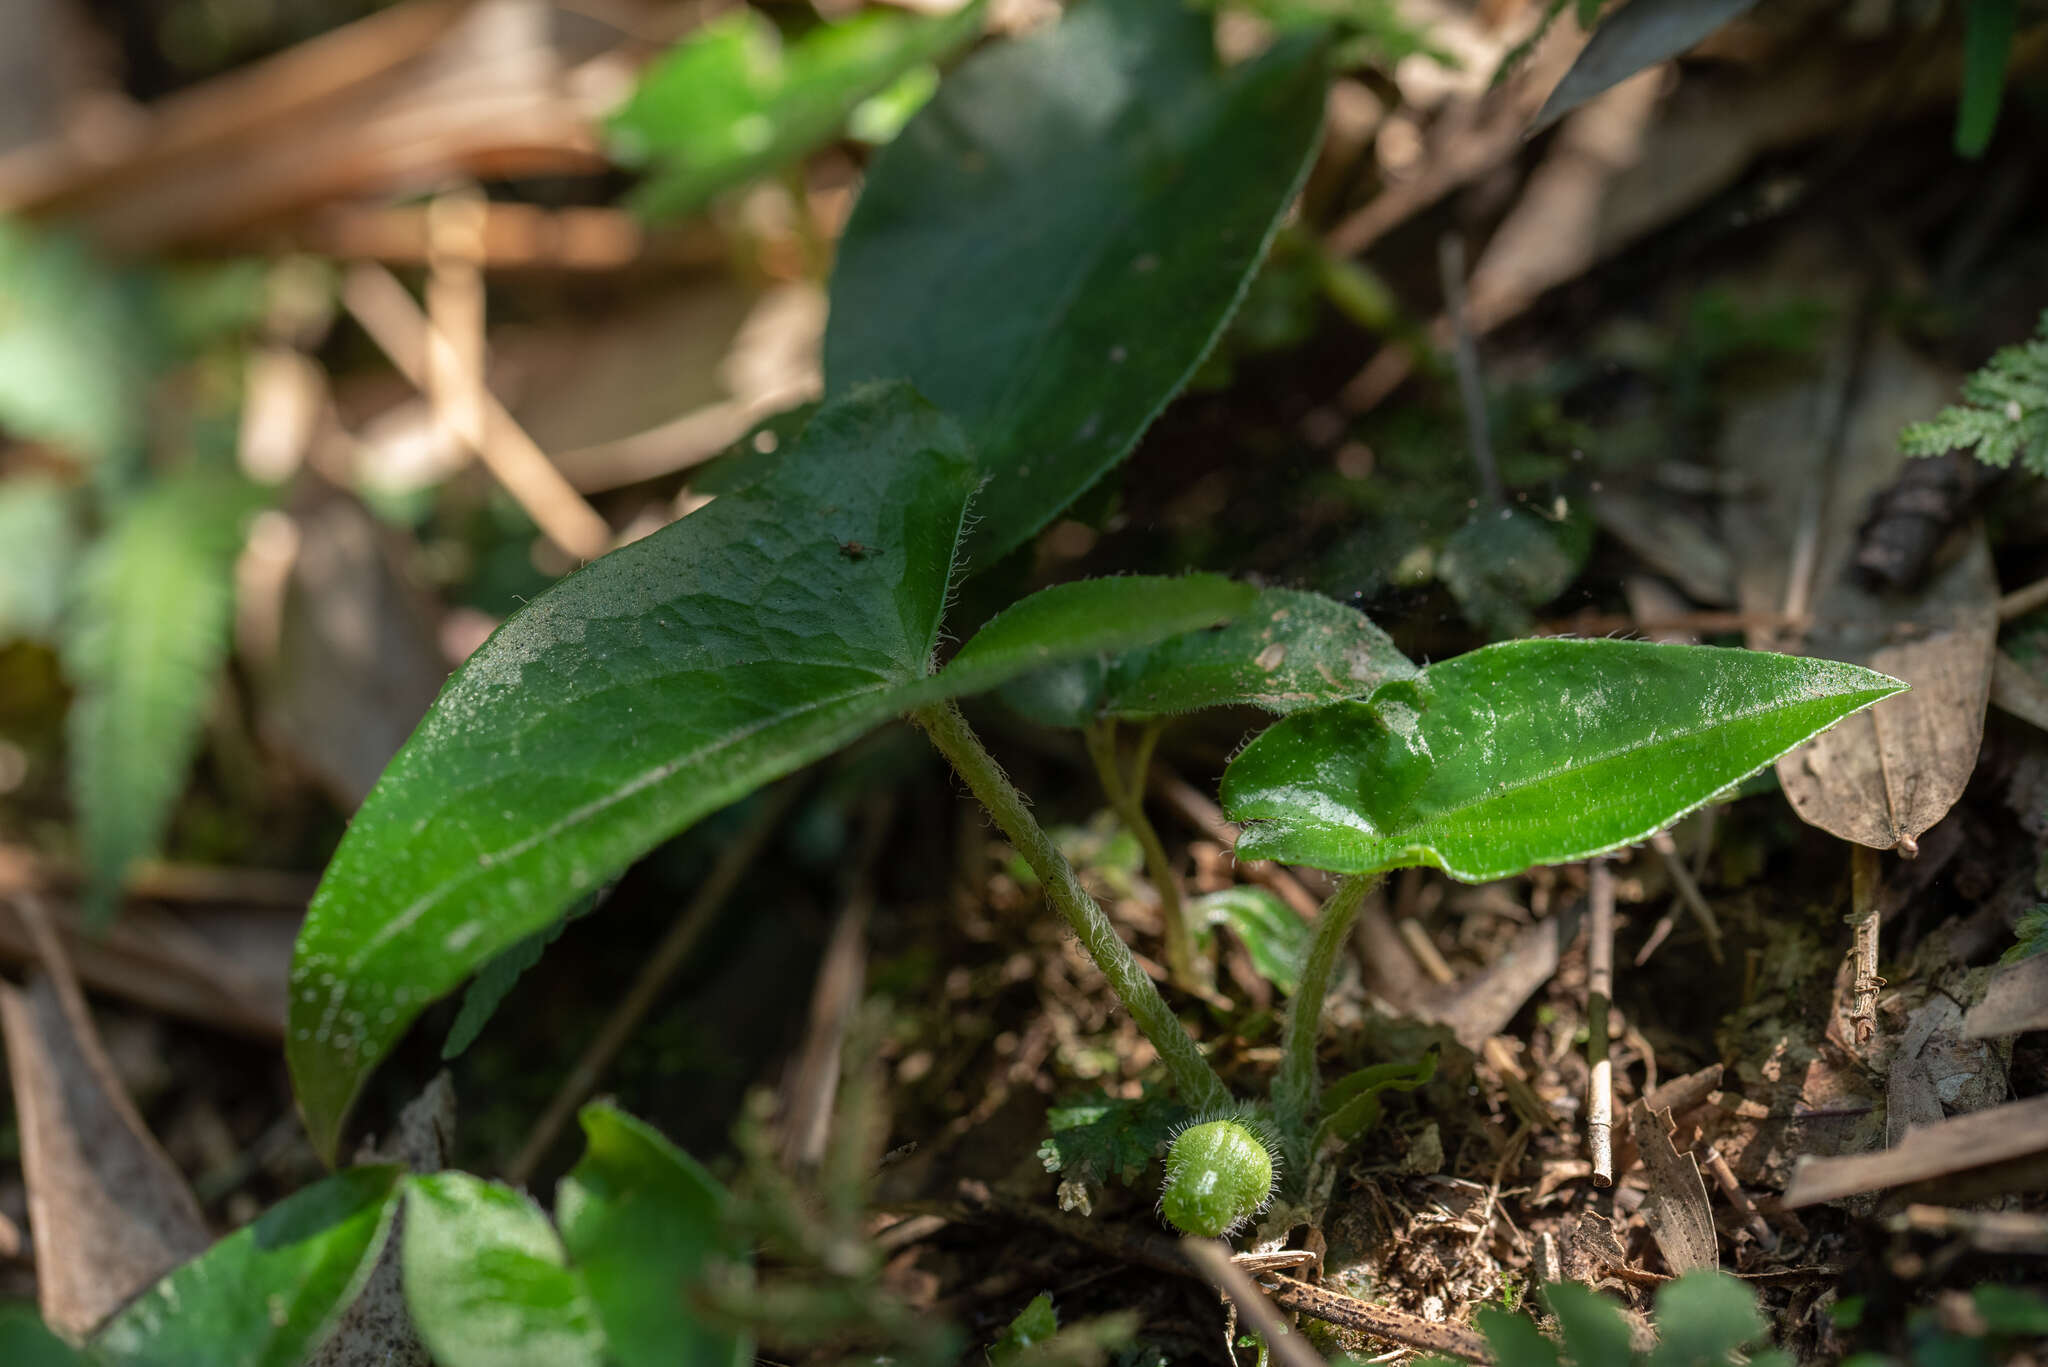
[505,781,805,1183]
[1587,859,1615,1187]
[341,262,610,562]
[1849,844,1883,1044]
[1699,1144,1777,1252]
[1183,1239,1326,1367]
[1260,1276,1492,1364]
[1650,830,1723,963]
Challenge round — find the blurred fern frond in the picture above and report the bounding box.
[1901,310,2048,475]
[63,474,260,925]
[0,478,81,643]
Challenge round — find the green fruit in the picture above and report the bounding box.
[1159,1117,1277,1238]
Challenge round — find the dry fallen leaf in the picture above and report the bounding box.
[1784,1092,2048,1208]
[1627,1099,1718,1274]
[1964,955,2048,1040]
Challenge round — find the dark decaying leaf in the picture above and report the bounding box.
[825,0,1329,570]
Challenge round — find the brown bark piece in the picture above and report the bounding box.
[1964,955,2048,1040]
[0,974,210,1337]
[1783,1092,2048,1208]
[1627,1100,1718,1273]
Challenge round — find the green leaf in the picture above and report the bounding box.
[1001,587,1415,728]
[1542,1283,1634,1367]
[1036,1090,1187,1209]
[1647,1271,1768,1366]
[824,0,1329,570]
[989,1293,1060,1364]
[1192,887,1311,995]
[289,381,1262,1162]
[1437,509,1585,639]
[64,473,261,924]
[1472,1306,1560,1367]
[610,4,985,221]
[1972,1284,2048,1336]
[1900,309,2048,476]
[402,1174,605,1367]
[1222,639,1904,880]
[0,477,79,643]
[0,1307,83,1366]
[1529,0,1759,134]
[93,1166,402,1367]
[0,219,158,468]
[1315,1052,1436,1148]
[1956,0,2015,157]
[556,1103,749,1367]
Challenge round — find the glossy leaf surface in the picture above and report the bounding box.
[825,0,1328,568]
[403,1174,604,1367]
[1001,587,1414,727]
[610,5,983,220]
[556,1103,749,1367]
[93,1166,401,1367]
[290,383,1261,1160]
[1223,639,1903,880]
[1192,887,1310,995]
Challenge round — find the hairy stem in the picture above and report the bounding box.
[1275,874,1380,1147]
[1084,720,1198,991]
[914,701,1230,1112]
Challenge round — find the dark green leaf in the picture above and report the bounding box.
[1530,0,1759,134]
[1647,1271,1767,1367]
[1972,1284,2048,1336]
[290,380,1267,1161]
[1192,887,1311,995]
[610,5,984,221]
[93,1166,402,1367]
[65,473,262,924]
[1036,1090,1186,1214]
[1472,1306,1560,1367]
[1437,509,1584,639]
[0,1307,83,1366]
[1002,588,1415,727]
[825,0,1329,569]
[556,1102,749,1367]
[1542,1283,1634,1367]
[988,1293,1059,1364]
[1956,0,2015,158]
[1315,1053,1436,1147]
[402,1174,605,1367]
[0,478,79,642]
[1223,639,1904,880]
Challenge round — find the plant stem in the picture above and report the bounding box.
[1084,720,1198,992]
[913,701,1231,1112]
[1274,874,1379,1148]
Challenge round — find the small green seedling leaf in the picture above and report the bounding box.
[1542,1282,1635,1367]
[1646,1270,1769,1367]
[1223,639,1905,880]
[402,1173,606,1367]
[556,1103,749,1367]
[1470,1306,1560,1367]
[0,1307,83,1366]
[290,379,1261,1162]
[609,4,984,220]
[826,0,1329,570]
[1315,1052,1437,1150]
[92,1166,402,1367]
[441,892,601,1060]
[988,1293,1060,1364]
[1037,1090,1187,1214]
[1192,887,1311,995]
[1002,587,1415,728]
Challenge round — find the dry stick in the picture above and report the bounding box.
[1649,830,1723,963]
[1261,1276,1492,1364]
[425,184,487,454]
[340,263,611,562]
[505,782,805,1185]
[1084,720,1195,991]
[2001,575,2048,622]
[1182,1239,1327,1367]
[1586,859,1616,1188]
[1849,843,1883,1045]
[1438,234,1502,508]
[1699,1144,1777,1252]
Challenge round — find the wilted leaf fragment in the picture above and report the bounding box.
[1529,0,1759,134]
[825,0,1329,569]
[555,1103,749,1367]
[1223,639,1903,880]
[402,1174,606,1367]
[93,1166,403,1367]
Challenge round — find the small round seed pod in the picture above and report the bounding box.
[1159,1114,1280,1239]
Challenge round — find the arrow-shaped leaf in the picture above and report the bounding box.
[1222,638,1903,881]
